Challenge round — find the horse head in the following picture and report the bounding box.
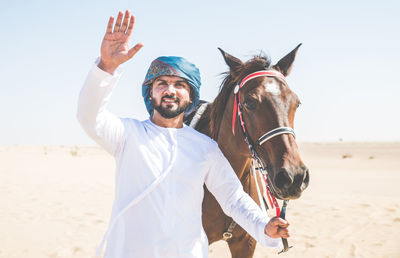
[211,45,309,200]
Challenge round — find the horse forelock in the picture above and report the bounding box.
[209,54,272,139]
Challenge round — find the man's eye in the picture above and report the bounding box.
[155,81,166,87]
[243,99,257,110]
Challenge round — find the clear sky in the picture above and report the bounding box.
[1,0,399,145]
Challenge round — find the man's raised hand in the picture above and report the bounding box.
[98,10,144,74]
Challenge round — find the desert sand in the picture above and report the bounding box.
[0,142,399,258]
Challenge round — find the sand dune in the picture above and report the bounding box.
[0,143,399,257]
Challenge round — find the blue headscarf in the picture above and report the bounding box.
[142,56,201,115]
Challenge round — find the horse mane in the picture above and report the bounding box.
[209,53,272,140]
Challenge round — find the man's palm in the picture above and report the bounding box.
[101,32,131,65]
[99,10,143,73]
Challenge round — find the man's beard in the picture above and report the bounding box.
[152,95,190,119]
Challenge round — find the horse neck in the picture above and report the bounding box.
[196,103,252,181]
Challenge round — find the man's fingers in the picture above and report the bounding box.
[106,16,114,34]
[275,217,290,238]
[120,10,130,33]
[127,43,144,59]
[271,217,290,227]
[114,11,123,32]
[278,227,290,238]
[279,222,289,229]
[126,15,135,37]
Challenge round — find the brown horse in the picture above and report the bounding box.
[184,44,309,257]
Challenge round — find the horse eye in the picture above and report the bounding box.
[243,98,257,110]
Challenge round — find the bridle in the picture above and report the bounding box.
[229,69,295,253]
[232,70,296,155]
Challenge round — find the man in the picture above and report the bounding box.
[77,10,290,258]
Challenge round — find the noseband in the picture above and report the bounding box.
[232,70,296,156]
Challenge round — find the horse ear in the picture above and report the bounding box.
[218,48,243,73]
[273,43,302,77]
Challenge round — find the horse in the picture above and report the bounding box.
[184,44,309,258]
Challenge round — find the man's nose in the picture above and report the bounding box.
[165,83,176,95]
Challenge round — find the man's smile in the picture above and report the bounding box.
[161,96,179,104]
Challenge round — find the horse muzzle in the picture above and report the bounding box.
[273,166,309,200]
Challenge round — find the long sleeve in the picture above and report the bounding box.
[204,147,280,248]
[77,61,125,156]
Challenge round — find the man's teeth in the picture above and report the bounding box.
[163,99,176,103]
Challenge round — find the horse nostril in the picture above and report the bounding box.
[303,168,309,183]
[301,168,310,191]
[275,168,294,190]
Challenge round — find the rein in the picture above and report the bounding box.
[228,70,294,253]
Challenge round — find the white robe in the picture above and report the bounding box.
[77,61,280,258]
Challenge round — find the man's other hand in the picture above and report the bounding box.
[99,10,144,74]
[264,217,290,239]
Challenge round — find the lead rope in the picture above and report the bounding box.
[278,200,293,254]
[254,158,281,217]
[254,158,292,254]
[251,159,268,213]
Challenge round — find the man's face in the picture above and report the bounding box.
[150,76,192,119]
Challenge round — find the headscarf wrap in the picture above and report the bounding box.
[142,56,201,115]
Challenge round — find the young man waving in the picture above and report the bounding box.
[77,10,289,258]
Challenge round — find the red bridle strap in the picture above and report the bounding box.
[232,70,287,135]
[263,176,281,217]
[239,70,286,89]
